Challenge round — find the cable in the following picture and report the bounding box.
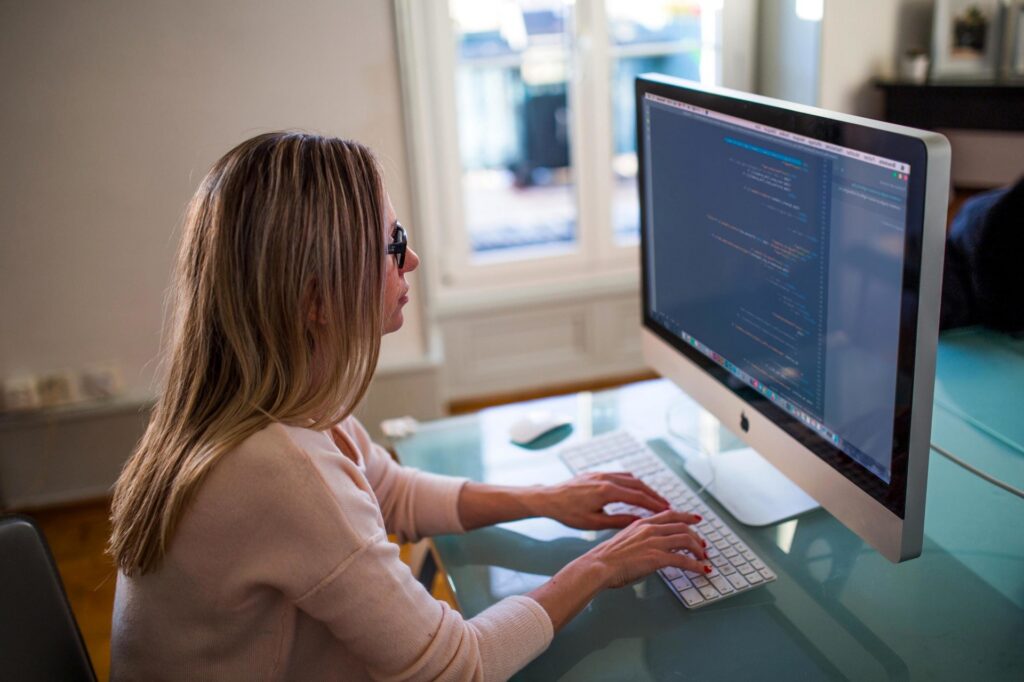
[930,442,1024,500]
[664,401,716,496]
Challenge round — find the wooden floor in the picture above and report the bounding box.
[31,499,116,679]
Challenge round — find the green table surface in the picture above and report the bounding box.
[394,328,1024,681]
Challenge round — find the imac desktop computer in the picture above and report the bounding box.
[636,74,950,563]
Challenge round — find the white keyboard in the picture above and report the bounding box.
[559,430,776,609]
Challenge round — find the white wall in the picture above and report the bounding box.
[818,0,901,116]
[757,0,821,105]
[0,0,429,401]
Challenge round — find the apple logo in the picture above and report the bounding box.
[740,412,750,433]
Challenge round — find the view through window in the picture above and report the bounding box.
[451,0,714,262]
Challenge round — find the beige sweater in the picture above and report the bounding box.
[111,418,553,681]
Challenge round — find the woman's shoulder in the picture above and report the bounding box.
[215,422,313,472]
[226,421,346,467]
[200,422,360,506]
[164,421,386,600]
[181,421,382,548]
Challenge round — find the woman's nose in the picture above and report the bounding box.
[402,247,420,273]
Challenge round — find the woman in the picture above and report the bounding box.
[109,132,710,680]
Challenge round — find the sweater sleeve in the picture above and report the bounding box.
[337,417,469,542]
[296,474,553,681]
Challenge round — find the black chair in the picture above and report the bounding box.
[0,514,97,681]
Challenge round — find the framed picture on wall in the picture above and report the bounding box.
[1005,1,1024,79]
[931,0,1004,80]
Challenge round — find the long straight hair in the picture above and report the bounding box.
[110,132,387,576]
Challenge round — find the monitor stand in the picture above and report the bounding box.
[685,447,819,527]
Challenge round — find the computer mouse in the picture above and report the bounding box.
[508,411,573,447]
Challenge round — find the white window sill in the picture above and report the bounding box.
[431,267,640,320]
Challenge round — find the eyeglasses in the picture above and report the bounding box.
[387,223,408,269]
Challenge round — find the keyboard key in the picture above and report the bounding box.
[727,572,748,590]
[747,571,764,584]
[691,575,711,589]
[662,566,684,580]
[738,563,756,576]
[759,568,775,581]
[698,584,719,600]
[680,589,704,607]
[671,576,693,591]
[710,575,734,594]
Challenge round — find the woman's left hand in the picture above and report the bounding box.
[533,472,671,530]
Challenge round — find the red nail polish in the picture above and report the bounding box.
[701,539,707,548]
[703,565,712,574]
[693,514,703,522]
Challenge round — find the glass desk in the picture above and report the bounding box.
[393,328,1024,681]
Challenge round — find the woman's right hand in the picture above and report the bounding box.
[528,509,711,632]
[583,509,710,589]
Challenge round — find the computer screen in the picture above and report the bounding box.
[637,75,950,562]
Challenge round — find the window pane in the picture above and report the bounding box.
[607,1,707,245]
[451,0,577,262]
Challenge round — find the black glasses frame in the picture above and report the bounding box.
[387,223,408,269]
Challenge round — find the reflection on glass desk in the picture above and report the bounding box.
[393,328,1024,681]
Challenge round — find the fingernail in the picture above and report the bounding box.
[703,565,712,574]
[693,514,703,522]
[701,539,707,548]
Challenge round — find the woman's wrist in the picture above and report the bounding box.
[565,552,613,592]
[457,482,551,530]
[518,484,555,519]
[528,552,611,633]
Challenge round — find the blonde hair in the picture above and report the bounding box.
[110,132,387,575]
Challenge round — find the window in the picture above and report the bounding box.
[395,0,752,302]
[452,1,578,261]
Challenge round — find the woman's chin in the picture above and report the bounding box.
[383,312,404,335]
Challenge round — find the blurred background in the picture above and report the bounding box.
[1,2,1021,674]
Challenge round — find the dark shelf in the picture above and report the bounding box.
[875,80,1024,131]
